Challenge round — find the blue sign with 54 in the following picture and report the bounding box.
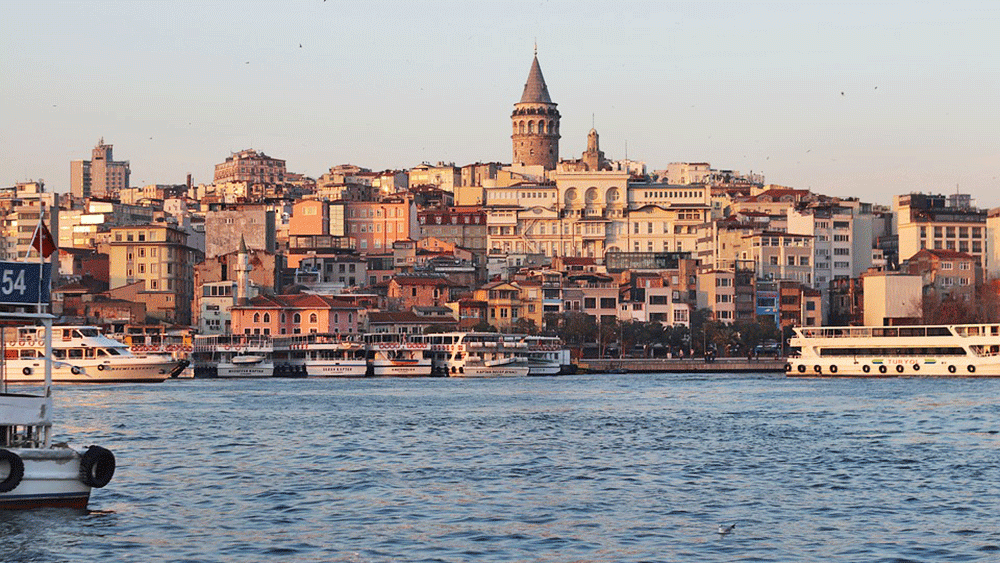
[0,262,52,305]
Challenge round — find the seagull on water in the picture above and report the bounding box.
[718,523,736,535]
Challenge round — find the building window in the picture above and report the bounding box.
[309,313,318,323]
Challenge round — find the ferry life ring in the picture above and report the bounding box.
[862,365,871,373]
[829,365,838,374]
[797,364,806,373]
[968,365,976,374]
[78,445,116,488]
[71,366,82,375]
[948,365,957,374]
[879,365,887,374]
[0,449,25,492]
[22,367,31,376]
[896,364,904,373]
[814,365,822,374]
[18,341,25,347]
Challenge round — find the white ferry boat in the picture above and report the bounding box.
[787,323,1000,377]
[412,332,530,377]
[1,314,116,509]
[272,333,367,377]
[192,334,274,378]
[1,325,181,383]
[503,335,571,375]
[364,333,432,377]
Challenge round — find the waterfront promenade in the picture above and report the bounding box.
[579,357,786,373]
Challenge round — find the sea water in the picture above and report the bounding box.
[2,374,999,562]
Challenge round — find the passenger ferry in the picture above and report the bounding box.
[504,335,571,375]
[272,333,367,377]
[412,332,530,377]
[364,333,432,377]
[192,334,274,378]
[787,324,1000,377]
[1,325,182,383]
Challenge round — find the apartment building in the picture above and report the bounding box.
[108,224,202,325]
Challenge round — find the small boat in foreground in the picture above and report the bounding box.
[1,313,116,509]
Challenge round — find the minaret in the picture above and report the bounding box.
[511,48,560,170]
[236,235,251,305]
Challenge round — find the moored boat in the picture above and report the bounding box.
[1,325,181,383]
[192,334,274,378]
[503,334,569,375]
[787,323,1000,377]
[272,333,367,377]
[364,333,432,377]
[412,332,530,377]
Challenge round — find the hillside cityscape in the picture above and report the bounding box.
[4,53,997,357]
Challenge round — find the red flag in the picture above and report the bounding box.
[30,221,57,258]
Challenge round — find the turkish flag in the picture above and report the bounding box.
[30,221,57,258]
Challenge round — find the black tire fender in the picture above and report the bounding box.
[97,364,106,371]
[879,365,887,374]
[71,366,82,375]
[22,367,32,376]
[896,364,904,373]
[79,445,116,488]
[829,365,838,374]
[784,363,792,372]
[0,449,25,493]
[862,365,871,373]
[968,365,976,374]
[948,365,957,374]
[797,364,806,373]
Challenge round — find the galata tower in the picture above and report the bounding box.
[511,50,560,170]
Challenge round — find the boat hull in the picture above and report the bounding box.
[304,361,368,377]
[787,357,1000,377]
[446,364,530,377]
[216,364,274,378]
[0,448,90,510]
[370,360,433,377]
[4,357,176,383]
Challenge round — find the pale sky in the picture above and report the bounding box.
[2,1,998,207]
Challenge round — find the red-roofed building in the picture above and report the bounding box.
[231,294,366,335]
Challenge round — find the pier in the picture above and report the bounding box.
[579,357,787,374]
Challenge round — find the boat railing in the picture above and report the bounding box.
[797,326,959,339]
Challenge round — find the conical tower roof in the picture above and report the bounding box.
[519,55,553,104]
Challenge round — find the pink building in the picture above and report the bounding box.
[231,294,366,335]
